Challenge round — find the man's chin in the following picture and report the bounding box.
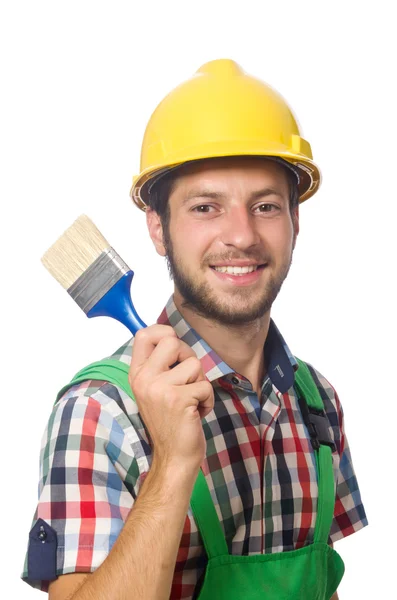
[169,255,286,325]
[180,295,271,325]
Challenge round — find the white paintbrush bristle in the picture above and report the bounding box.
[42,215,110,290]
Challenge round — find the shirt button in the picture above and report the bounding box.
[38,528,47,542]
[231,376,239,385]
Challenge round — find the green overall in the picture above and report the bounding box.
[57,357,345,599]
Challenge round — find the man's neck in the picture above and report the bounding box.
[173,292,271,395]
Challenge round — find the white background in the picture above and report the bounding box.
[1,1,395,597]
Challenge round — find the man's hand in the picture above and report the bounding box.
[129,324,215,472]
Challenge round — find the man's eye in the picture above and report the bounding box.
[192,205,213,213]
[255,203,277,213]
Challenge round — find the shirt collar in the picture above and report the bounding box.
[263,319,298,393]
[157,295,297,393]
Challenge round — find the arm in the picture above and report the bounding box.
[49,459,198,600]
[50,325,214,600]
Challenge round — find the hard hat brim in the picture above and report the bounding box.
[130,143,320,211]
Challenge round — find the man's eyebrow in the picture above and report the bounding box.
[249,188,286,201]
[183,189,225,203]
[183,187,285,203]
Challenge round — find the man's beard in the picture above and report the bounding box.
[163,231,293,326]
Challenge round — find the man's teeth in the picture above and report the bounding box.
[213,265,259,275]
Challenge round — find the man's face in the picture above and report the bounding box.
[147,157,299,325]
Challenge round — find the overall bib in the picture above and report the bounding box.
[58,357,345,599]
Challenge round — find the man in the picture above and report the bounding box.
[22,60,367,599]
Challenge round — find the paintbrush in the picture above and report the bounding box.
[41,215,147,334]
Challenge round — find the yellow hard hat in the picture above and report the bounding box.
[130,59,321,210]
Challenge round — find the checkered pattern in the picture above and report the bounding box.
[22,296,368,597]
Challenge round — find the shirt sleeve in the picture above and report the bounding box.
[21,380,142,592]
[328,404,369,543]
[307,364,369,544]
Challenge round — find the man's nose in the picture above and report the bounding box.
[220,206,260,249]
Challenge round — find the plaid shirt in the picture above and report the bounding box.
[22,296,368,597]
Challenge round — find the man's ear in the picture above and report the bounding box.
[292,204,299,250]
[146,207,166,256]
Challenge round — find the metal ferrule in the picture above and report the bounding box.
[68,248,130,314]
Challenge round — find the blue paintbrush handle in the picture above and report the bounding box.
[86,271,147,334]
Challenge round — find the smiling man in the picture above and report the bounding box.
[22,60,368,600]
[157,158,296,324]
[147,156,298,399]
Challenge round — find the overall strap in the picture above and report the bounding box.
[190,470,229,557]
[293,358,336,545]
[55,359,133,403]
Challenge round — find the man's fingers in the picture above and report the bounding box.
[182,380,214,419]
[160,356,205,386]
[130,326,177,370]
[131,328,196,377]
[149,337,196,372]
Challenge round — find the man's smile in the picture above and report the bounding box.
[209,264,267,284]
[212,265,260,274]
